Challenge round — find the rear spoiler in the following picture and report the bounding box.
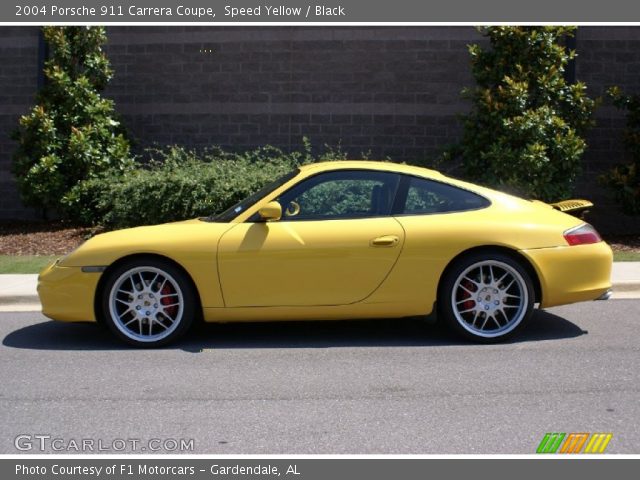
[549,199,594,216]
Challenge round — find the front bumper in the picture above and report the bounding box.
[520,241,613,308]
[38,260,101,322]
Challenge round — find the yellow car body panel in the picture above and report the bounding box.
[38,160,613,325]
[202,302,414,323]
[217,217,405,307]
[38,262,100,322]
[521,242,613,307]
[53,219,233,310]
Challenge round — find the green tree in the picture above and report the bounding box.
[602,87,640,214]
[12,26,132,218]
[458,27,596,201]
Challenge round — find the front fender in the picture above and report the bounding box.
[59,220,233,308]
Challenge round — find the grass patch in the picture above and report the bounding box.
[0,255,58,274]
[613,250,640,262]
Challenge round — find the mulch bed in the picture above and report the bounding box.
[0,221,96,255]
[1,221,639,256]
[606,235,640,253]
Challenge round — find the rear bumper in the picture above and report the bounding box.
[38,260,99,322]
[520,242,613,308]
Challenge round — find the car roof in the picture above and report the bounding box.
[298,160,445,179]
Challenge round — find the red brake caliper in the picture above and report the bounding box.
[160,284,178,317]
[460,280,475,310]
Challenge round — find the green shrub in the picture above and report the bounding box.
[457,27,596,201]
[12,27,132,219]
[64,141,352,229]
[601,87,640,214]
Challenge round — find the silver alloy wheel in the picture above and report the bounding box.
[108,266,184,343]
[450,260,528,338]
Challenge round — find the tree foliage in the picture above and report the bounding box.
[458,27,596,201]
[12,26,132,217]
[602,87,640,214]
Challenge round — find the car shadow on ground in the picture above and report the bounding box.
[2,309,587,352]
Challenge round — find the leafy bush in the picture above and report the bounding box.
[64,141,351,229]
[457,27,596,201]
[12,27,132,218]
[601,87,640,214]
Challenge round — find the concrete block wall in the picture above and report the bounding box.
[0,27,39,220]
[103,27,477,160]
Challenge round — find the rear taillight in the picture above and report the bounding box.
[563,224,602,246]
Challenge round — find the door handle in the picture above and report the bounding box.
[370,235,399,247]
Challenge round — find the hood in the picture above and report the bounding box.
[59,218,233,267]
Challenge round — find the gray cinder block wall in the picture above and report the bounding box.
[0,27,39,220]
[0,26,638,233]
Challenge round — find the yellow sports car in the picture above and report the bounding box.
[38,161,612,347]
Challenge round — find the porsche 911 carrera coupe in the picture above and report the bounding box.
[38,161,613,346]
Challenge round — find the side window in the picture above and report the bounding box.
[399,176,489,215]
[277,170,400,221]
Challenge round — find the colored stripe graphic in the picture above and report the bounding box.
[560,433,589,453]
[537,433,613,454]
[537,433,566,453]
[584,433,613,453]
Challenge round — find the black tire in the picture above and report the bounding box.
[438,252,535,343]
[100,258,197,347]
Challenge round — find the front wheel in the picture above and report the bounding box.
[438,253,535,343]
[100,259,196,347]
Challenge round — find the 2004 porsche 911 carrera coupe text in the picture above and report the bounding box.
[38,161,613,347]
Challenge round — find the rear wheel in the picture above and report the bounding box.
[438,253,534,342]
[101,259,196,347]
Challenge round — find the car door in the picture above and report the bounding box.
[217,169,405,307]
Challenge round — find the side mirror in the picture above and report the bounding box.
[258,201,282,222]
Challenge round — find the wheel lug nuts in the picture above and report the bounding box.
[153,304,158,308]
[494,300,499,305]
[138,295,142,299]
[484,305,489,310]
[146,311,151,316]
[136,306,141,310]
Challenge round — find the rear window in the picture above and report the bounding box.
[397,176,489,215]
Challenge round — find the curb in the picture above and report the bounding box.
[0,304,41,312]
[611,281,640,293]
[0,295,40,306]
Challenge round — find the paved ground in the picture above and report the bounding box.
[0,300,638,454]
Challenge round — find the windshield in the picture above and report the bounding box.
[206,168,300,222]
